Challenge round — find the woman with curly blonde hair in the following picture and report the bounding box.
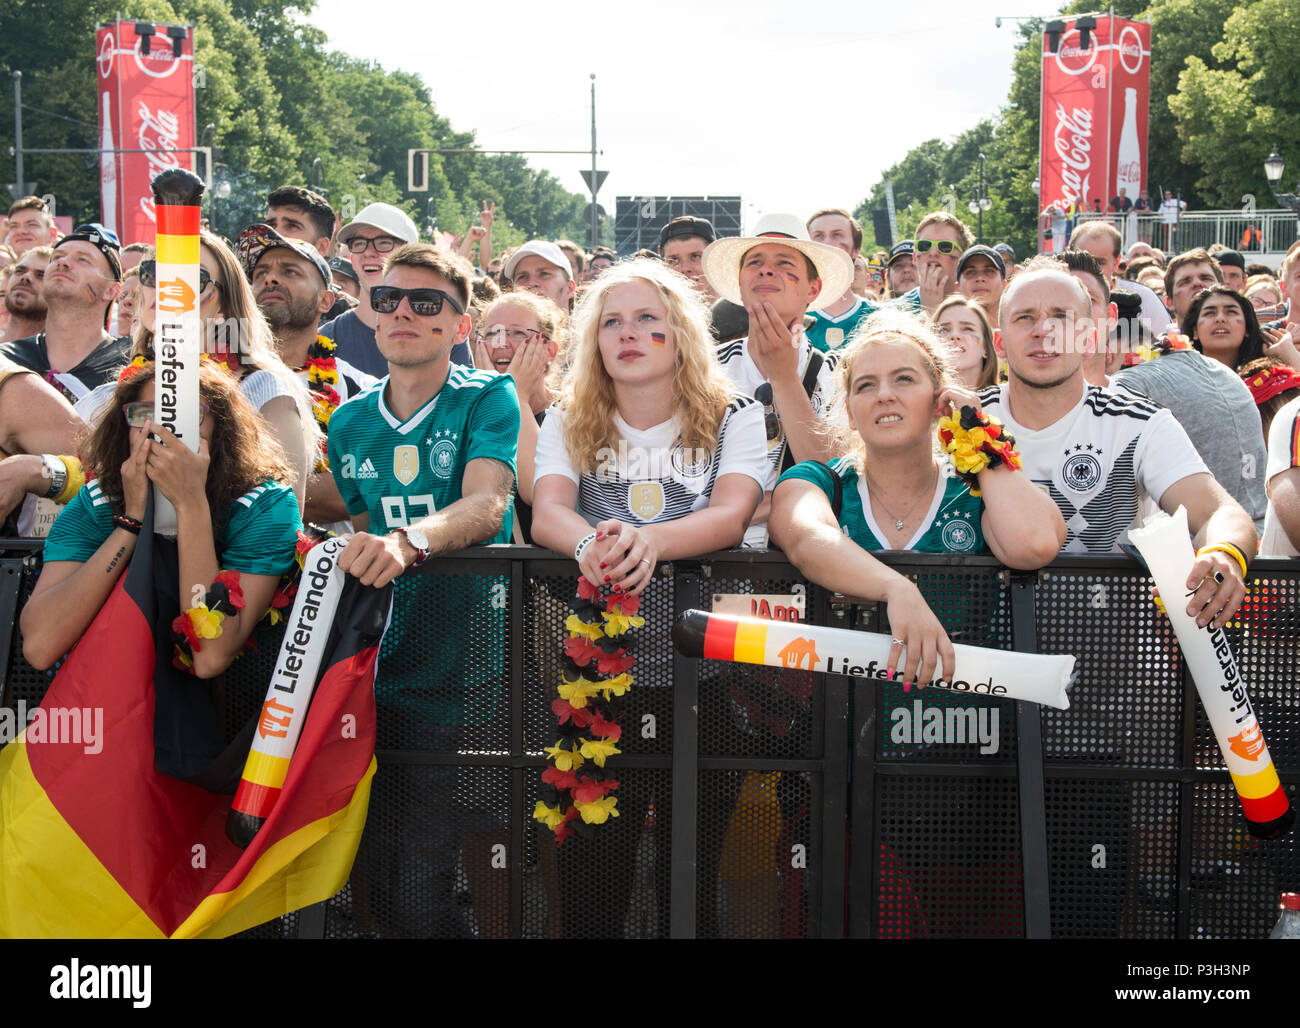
[531,259,768,594]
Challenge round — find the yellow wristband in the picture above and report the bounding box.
[1197,542,1248,580]
[52,456,85,505]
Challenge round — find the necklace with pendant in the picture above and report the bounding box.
[866,464,938,533]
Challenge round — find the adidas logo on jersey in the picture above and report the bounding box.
[341,453,380,480]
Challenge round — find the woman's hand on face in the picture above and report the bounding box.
[121,425,152,521]
[506,336,550,410]
[934,384,983,418]
[143,420,210,514]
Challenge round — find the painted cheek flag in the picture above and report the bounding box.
[0,510,392,938]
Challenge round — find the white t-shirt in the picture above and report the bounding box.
[533,399,768,529]
[716,334,842,545]
[979,383,1208,554]
[1261,393,1300,557]
[1159,197,1185,225]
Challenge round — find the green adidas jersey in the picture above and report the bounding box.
[777,457,985,554]
[327,366,520,542]
[44,478,301,576]
[805,298,874,353]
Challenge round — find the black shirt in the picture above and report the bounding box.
[0,333,130,398]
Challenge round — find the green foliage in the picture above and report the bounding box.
[853,0,1293,255]
[0,0,589,247]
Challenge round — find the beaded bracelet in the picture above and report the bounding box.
[937,405,1022,497]
[112,513,143,535]
[1197,542,1249,580]
[574,531,597,562]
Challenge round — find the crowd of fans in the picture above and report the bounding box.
[0,183,1298,934]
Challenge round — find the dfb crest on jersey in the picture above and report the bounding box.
[431,438,457,479]
[393,445,419,486]
[628,482,665,520]
[1062,452,1102,492]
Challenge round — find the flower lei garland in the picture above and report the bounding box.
[172,570,245,670]
[534,577,644,845]
[171,530,325,671]
[937,405,1022,497]
[1137,329,1194,364]
[117,346,241,387]
[301,335,342,472]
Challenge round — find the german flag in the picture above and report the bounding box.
[0,519,390,938]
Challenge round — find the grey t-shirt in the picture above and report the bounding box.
[1111,350,1267,532]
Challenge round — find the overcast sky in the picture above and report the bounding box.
[312,0,1065,230]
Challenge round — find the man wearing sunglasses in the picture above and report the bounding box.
[902,212,973,316]
[1,224,128,409]
[326,244,520,934]
[319,202,427,380]
[327,243,520,587]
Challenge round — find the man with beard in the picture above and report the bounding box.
[0,224,127,408]
[238,223,376,529]
[0,246,51,342]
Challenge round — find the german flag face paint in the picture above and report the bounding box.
[150,168,206,535]
[1130,508,1294,839]
[651,332,666,348]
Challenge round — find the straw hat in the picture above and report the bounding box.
[701,212,853,313]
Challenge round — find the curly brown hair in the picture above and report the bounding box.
[81,362,294,524]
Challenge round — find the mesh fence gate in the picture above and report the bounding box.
[1,544,1296,938]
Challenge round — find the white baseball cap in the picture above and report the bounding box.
[504,240,574,283]
[337,202,419,246]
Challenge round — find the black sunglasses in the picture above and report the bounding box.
[138,260,219,293]
[754,382,781,442]
[369,285,465,317]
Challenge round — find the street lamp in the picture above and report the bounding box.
[1264,150,1299,214]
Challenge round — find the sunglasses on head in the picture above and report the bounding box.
[122,401,209,428]
[369,285,465,317]
[138,260,219,293]
[915,239,962,255]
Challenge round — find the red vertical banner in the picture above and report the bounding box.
[1040,18,1113,238]
[95,20,196,246]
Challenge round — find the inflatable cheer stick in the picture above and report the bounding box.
[227,537,348,848]
[1129,508,1293,839]
[672,610,1075,709]
[150,168,206,537]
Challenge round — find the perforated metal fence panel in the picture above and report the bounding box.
[2,545,1298,938]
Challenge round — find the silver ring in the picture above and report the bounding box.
[639,559,651,567]
[890,637,904,645]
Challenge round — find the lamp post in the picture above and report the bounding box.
[1265,151,1300,213]
[967,152,992,243]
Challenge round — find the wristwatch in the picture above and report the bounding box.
[41,454,66,500]
[397,526,431,566]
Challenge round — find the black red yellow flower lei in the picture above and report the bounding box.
[117,346,240,386]
[301,335,341,472]
[1137,329,1194,363]
[534,577,644,845]
[937,405,1022,497]
[172,570,245,671]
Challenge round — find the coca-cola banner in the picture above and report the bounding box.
[1039,15,1151,250]
[95,20,196,245]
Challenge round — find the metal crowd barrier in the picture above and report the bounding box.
[1,542,1297,939]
